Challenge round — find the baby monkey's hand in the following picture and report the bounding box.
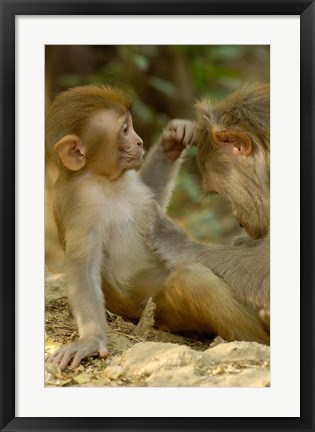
[161,119,195,162]
[48,336,108,370]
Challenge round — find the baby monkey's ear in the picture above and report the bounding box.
[54,135,86,171]
[212,128,252,156]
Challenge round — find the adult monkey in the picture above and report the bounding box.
[46,85,268,370]
[150,84,270,322]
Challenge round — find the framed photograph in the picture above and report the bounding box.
[1,1,314,431]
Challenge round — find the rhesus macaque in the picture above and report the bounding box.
[197,84,270,326]
[46,85,269,370]
[149,83,270,317]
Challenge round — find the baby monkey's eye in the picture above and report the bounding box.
[122,122,129,135]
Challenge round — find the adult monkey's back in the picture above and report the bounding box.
[150,84,270,319]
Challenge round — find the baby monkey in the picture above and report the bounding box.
[46,85,268,370]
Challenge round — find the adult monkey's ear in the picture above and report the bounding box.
[212,128,252,156]
[54,135,86,171]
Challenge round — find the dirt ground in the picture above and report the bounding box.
[45,269,270,388]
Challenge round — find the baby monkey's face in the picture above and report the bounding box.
[83,109,144,180]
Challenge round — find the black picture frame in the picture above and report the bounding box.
[1,1,314,431]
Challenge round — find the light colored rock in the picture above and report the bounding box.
[102,365,124,380]
[102,341,270,387]
[206,341,270,363]
[201,368,270,387]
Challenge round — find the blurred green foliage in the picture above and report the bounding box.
[46,45,269,243]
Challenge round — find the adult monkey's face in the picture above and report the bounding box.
[194,84,270,240]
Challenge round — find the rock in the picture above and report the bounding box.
[97,341,270,387]
[134,297,156,340]
[102,365,124,380]
[209,335,226,348]
[206,341,270,363]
